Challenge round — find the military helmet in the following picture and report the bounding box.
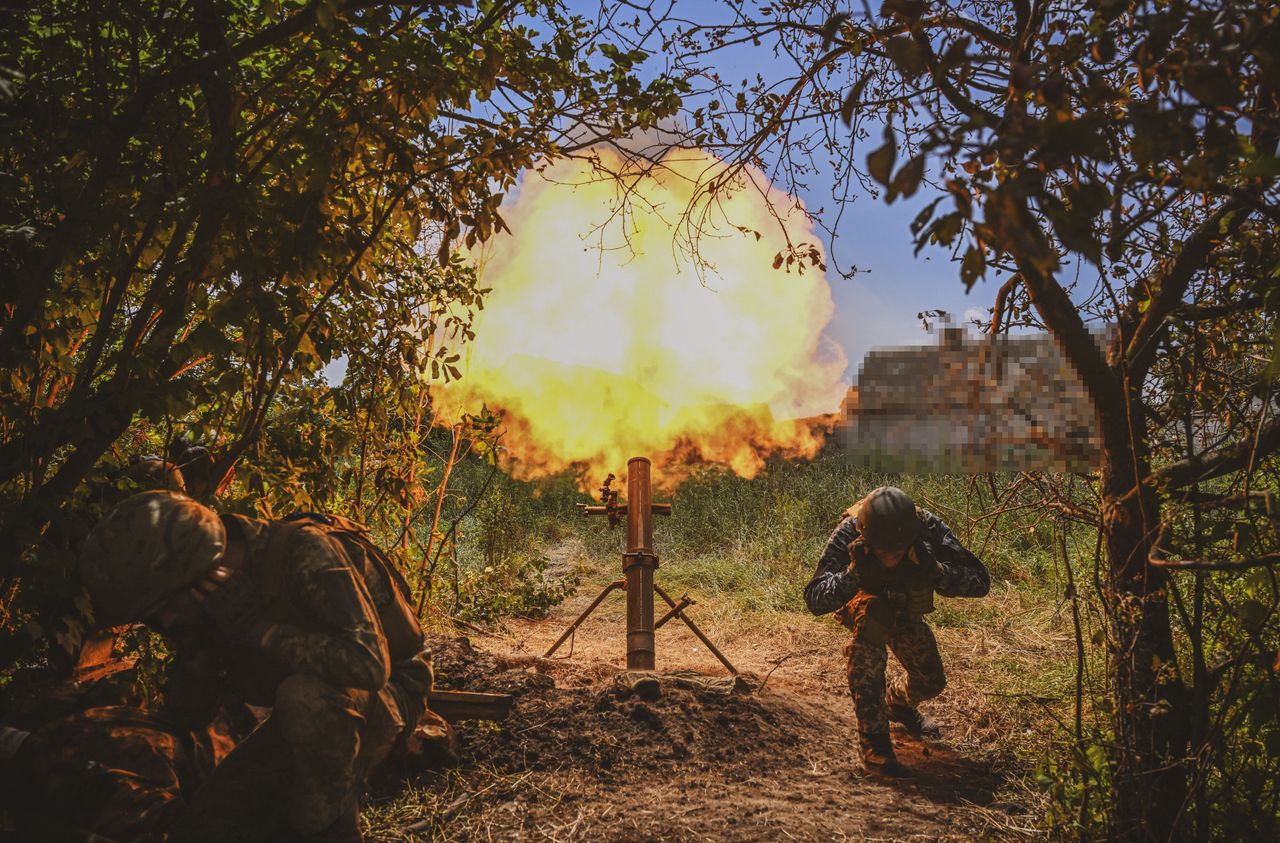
[121,455,186,494]
[175,445,215,498]
[856,486,924,550]
[80,491,226,625]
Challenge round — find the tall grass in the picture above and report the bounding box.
[446,446,1082,628]
[429,445,1105,833]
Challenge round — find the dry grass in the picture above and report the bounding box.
[382,462,1098,840]
[364,764,604,842]
[368,542,1080,840]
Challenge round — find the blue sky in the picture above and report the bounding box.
[563,1,1005,381]
[817,190,1006,380]
[323,4,1014,388]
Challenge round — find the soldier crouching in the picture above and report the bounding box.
[804,486,989,777]
[79,491,440,842]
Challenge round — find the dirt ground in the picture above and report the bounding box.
[363,576,1045,842]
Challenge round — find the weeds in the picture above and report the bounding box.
[423,448,1108,836]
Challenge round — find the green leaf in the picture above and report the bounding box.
[1264,727,1280,759]
[960,245,986,290]
[1181,61,1240,107]
[841,76,870,126]
[910,197,943,235]
[1239,599,1268,632]
[1085,742,1109,773]
[1044,195,1103,265]
[883,0,927,22]
[1266,321,1280,380]
[886,36,927,79]
[926,211,964,249]
[820,12,850,50]
[316,0,339,31]
[1242,156,1280,178]
[867,131,897,187]
[888,155,925,202]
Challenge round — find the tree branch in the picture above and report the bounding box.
[1166,489,1275,511]
[1125,199,1248,376]
[1152,415,1280,490]
[989,274,1020,335]
[1175,296,1265,322]
[912,29,1000,125]
[1150,551,1280,572]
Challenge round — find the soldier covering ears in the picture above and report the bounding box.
[805,486,989,776]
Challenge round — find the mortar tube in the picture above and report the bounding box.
[624,457,656,670]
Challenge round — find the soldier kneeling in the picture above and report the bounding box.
[80,491,439,842]
[804,486,989,777]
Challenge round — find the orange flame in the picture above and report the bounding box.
[439,147,847,485]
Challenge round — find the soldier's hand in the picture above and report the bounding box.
[911,542,945,583]
[194,567,271,647]
[845,537,868,577]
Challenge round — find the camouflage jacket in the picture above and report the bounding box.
[804,509,990,617]
[2,705,244,842]
[166,514,429,719]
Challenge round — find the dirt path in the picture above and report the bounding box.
[366,574,1040,841]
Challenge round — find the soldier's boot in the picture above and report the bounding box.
[858,732,910,778]
[888,704,941,739]
[399,708,460,769]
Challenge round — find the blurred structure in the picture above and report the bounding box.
[838,328,1102,473]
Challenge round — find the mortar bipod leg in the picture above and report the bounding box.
[545,580,625,658]
[653,582,739,676]
[654,593,695,630]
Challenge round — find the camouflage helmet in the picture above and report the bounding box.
[856,486,924,551]
[121,456,186,494]
[175,445,214,498]
[80,491,226,625]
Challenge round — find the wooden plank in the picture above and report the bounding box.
[426,689,514,722]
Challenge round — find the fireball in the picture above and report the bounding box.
[438,147,848,485]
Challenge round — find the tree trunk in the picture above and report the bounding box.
[1100,411,1190,841]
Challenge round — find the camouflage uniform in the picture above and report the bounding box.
[805,509,989,737]
[1,704,245,842]
[163,512,434,842]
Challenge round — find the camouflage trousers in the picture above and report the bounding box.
[168,674,410,842]
[842,606,946,736]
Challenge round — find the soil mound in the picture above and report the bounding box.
[430,636,792,777]
[380,635,1021,841]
